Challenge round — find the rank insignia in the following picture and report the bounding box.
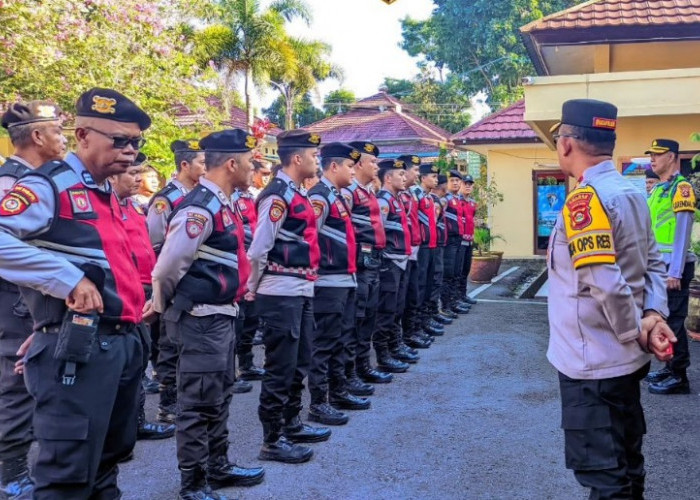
[91,96,116,115]
[154,199,167,214]
[0,185,38,216]
[68,189,93,214]
[269,199,286,222]
[186,212,207,238]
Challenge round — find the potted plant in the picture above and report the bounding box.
[469,225,505,283]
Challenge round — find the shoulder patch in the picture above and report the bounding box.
[673,181,696,213]
[0,184,38,216]
[562,186,616,269]
[185,212,208,238]
[311,199,325,219]
[153,198,168,215]
[269,198,286,223]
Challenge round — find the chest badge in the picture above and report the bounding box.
[68,189,94,214]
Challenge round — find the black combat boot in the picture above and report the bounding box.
[232,379,253,394]
[645,366,672,384]
[376,349,410,373]
[308,402,349,425]
[157,384,178,424]
[258,421,313,464]
[357,358,393,384]
[329,390,371,410]
[441,308,458,320]
[142,374,160,394]
[283,415,331,443]
[451,302,471,314]
[207,455,265,489]
[179,466,226,500]
[391,344,420,363]
[0,456,33,500]
[238,352,265,381]
[345,367,375,396]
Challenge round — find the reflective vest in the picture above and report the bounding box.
[173,186,250,304]
[648,174,693,253]
[444,193,464,238]
[400,189,422,246]
[121,199,156,286]
[346,181,386,250]
[410,185,437,248]
[20,161,145,327]
[461,196,477,241]
[308,181,357,275]
[257,177,320,280]
[232,189,257,251]
[377,189,411,258]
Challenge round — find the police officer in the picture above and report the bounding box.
[344,141,392,385]
[108,153,176,442]
[459,175,478,306]
[441,170,471,316]
[151,129,264,499]
[147,139,205,423]
[645,138,696,394]
[430,175,453,325]
[645,168,660,196]
[547,99,676,498]
[375,158,418,368]
[0,88,149,498]
[307,142,369,426]
[0,101,66,498]
[247,129,330,464]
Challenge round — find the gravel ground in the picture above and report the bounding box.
[119,300,700,500]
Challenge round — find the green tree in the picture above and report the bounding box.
[263,93,324,129]
[322,88,356,116]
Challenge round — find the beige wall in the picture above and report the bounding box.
[0,137,12,158]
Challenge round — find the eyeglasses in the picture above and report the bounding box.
[85,127,146,150]
[552,133,580,145]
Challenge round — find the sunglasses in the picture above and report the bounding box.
[552,133,581,145]
[85,127,146,150]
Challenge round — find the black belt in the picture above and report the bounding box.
[40,321,136,335]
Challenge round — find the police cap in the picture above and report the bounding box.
[397,154,421,167]
[200,129,257,153]
[348,141,380,157]
[645,139,679,155]
[446,169,462,180]
[277,129,321,149]
[171,139,203,153]
[378,158,406,171]
[76,88,151,130]
[437,174,448,185]
[1,101,62,129]
[419,163,439,175]
[550,99,617,134]
[320,142,361,163]
[463,174,475,184]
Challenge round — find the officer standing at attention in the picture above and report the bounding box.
[430,175,453,325]
[441,170,470,316]
[247,129,330,464]
[0,88,149,498]
[645,138,696,395]
[459,175,478,306]
[374,158,417,369]
[343,141,391,386]
[108,153,176,442]
[151,129,265,500]
[147,139,205,424]
[307,142,368,426]
[0,101,66,498]
[547,99,676,499]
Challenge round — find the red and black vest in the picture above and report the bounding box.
[345,181,386,251]
[461,195,477,241]
[172,186,250,305]
[121,199,156,286]
[19,161,145,327]
[149,181,186,214]
[400,189,422,247]
[0,158,31,294]
[308,181,357,275]
[377,189,411,259]
[257,177,320,281]
[433,194,448,247]
[410,185,437,249]
[444,193,464,239]
[232,189,257,251]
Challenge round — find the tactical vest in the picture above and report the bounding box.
[173,186,250,306]
[378,189,411,259]
[444,193,464,238]
[149,181,186,213]
[257,177,320,281]
[232,190,257,251]
[461,196,477,241]
[309,181,357,275]
[0,158,31,293]
[121,199,156,286]
[346,182,386,250]
[19,161,145,327]
[433,194,448,247]
[648,174,689,253]
[400,190,422,246]
[410,185,437,248]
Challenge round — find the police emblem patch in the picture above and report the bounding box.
[0,185,38,217]
[562,186,616,269]
[673,181,696,213]
[237,199,248,212]
[312,200,325,219]
[565,191,593,231]
[381,204,389,216]
[309,134,321,145]
[364,144,375,153]
[187,140,200,150]
[269,199,286,222]
[91,96,117,115]
[186,212,207,238]
[36,105,57,119]
[154,199,167,214]
[412,156,420,165]
[245,135,257,149]
[68,189,94,214]
[350,150,361,160]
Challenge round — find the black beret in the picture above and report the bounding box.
[133,152,148,166]
[437,174,448,185]
[200,129,257,153]
[446,169,462,180]
[76,87,151,130]
[551,99,617,134]
[645,139,679,155]
[463,175,475,183]
[378,158,406,171]
[396,154,422,167]
[2,101,62,129]
[277,129,321,149]
[171,139,203,153]
[645,169,660,180]
[419,163,439,175]
[348,141,380,157]
[320,142,361,162]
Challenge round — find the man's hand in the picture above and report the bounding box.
[13,333,34,375]
[667,277,681,290]
[648,322,677,362]
[66,277,103,313]
[244,291,255,302]
[639,313,665,354]
[142,299,158,324]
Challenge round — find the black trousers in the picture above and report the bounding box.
[148,316,160,370]
[173,311,236,469]
[402,259,420,335]
[310,287,355,403]
[348,268,380,365]
[375,261,404,353]
[459,243,473,297]
[441,238,465,308]
[416,246,436,322]
[235,300,258,369]
[24,328,142,499]
[257,295,313,424]
[156,315,178,388]
[431,246,445,305]
[666,261,694,375]
[136,322,152,427]
[0,285,34,461]
[558,362,650,500]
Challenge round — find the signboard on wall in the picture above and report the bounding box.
[536,185,565,237]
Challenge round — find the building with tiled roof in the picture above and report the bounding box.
[306,92,453,158]
[451,101,540,145]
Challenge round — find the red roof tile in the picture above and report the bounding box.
[173,98,283,136]
[522,0,700,32]
[451,101,540,144]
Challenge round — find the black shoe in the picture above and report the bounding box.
[142,375,160,394]
[464,296,477,305]
[239,366,265,381]
[358,363,393,384]
[451,303,471,314]
[0,455,34,500]
[648,375,690,395]
[405,335,431,349]
[433,313,453,325]
[158,384,178,424]
[330,392,371,410]
[423,322,444,337]
[207,458,265,489]
[138,421,176,440]
[377,354,409,373]
[258,436,313,464]
[283,417,331,443]
[308,403,349,425]
[399,342,419,355]
[442,309,458,320]
[392,347,419,364]
[179,466,227,500]
[233,379,253,394]
[645,367,672,384]
[346,375,375,396]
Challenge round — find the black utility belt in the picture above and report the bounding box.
[40,320,136,335]
[357,244,382,270]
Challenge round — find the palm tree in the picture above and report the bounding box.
[195,0,311,126]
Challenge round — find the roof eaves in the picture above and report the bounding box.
[520,0,602,34]
[458,136,542,146]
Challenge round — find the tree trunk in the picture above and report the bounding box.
[285,87,294,130]
[245,65,253,128]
